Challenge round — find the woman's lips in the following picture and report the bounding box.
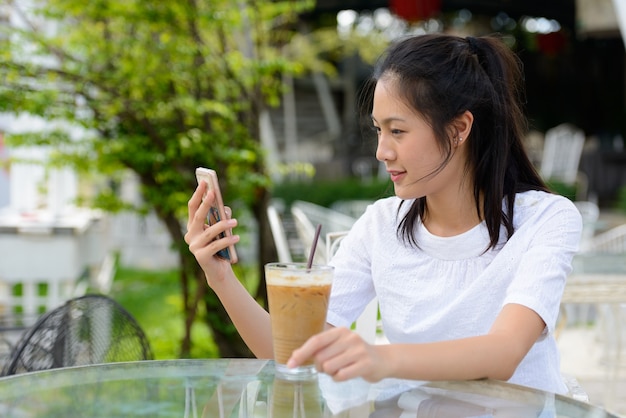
[388,170,406,182]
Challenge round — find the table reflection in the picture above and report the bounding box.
[0,359,619,418]
[269,377,323,417]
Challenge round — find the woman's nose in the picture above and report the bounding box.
[375,137,394,162]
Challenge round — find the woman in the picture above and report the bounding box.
[185,33,582,394]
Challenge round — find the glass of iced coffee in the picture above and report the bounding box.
[265,262,333,380]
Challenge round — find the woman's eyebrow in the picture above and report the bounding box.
[371,114,406,124]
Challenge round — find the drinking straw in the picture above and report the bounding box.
[307,224,322,269]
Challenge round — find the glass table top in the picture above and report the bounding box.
[0,359,620,417]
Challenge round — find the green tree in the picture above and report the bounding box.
[0,0,314,357]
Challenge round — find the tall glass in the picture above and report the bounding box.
[265,262,334,380]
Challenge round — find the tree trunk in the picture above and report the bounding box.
[253,187,276,304]
[160,209,252,358]
[204,186,275,358]
[160,211,199,358]
[203,288,253,358]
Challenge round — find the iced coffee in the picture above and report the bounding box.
[265,263,333,380]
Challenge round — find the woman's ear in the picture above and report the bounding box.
[453,110,474,146]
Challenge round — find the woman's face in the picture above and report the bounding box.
[373,77,465,201]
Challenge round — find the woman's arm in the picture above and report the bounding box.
[289,303,544,382]
[185,182,273,358]
[380,303,545,381]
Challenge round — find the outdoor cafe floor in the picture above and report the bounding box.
[558,325,626,416]
[561,208,626,417]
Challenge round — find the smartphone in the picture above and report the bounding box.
[195,167,238,264]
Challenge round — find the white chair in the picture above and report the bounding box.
[325,230,382,345]
[325,231,350,262]
[266,202,293,263]
[330,200,373,219]
[540,123,590,201]
[587,223,626,253]
[291,201,357,265]
[573,200,600,253]
[540,123,585,188]
[291,205,327,265]
[291,201,357,236]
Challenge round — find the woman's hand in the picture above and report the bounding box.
[287,327,388,382]
[184,181,240,286]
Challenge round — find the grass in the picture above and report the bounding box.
[109,266,219,360]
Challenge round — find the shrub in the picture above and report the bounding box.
[271,178,393,208]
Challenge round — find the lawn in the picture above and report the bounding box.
[109,266,219,359]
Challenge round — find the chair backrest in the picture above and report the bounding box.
[292,201,357,238]
[540,123,585,185]
[330,200,373,219]
[291,201,357,265]
[587,223,626,253]
[573,200,600,223]
[2,294,153,376]
[325,231,349,262]
[325,230,380,345]
[291,205,327,265]
[267,203,293,263]
[573,200,600,252]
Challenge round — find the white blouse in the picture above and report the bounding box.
[326,190,582,394]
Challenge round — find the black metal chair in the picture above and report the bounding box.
[1,294,153,376]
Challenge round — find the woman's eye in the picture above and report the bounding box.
[371,125,404,137]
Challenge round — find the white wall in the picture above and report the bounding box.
[0,131,9,208]
[109,171,179,270]
[0,113,79,217]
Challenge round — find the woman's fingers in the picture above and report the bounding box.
[287,328,338,369]
[184,183,239,287]
[287,327,384,382]
[186,184,218,239]
[185,182,239,260]
[314,331,369,379]
[186,182,208,236]
[287,328,355,370]
[189,217,238,252]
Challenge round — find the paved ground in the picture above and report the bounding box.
[558,326,626,416]
[558,209,626,416]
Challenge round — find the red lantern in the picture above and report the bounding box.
[389,0,442,22]
[537,31,567,56]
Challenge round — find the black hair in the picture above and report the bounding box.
[360,33,549,250]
